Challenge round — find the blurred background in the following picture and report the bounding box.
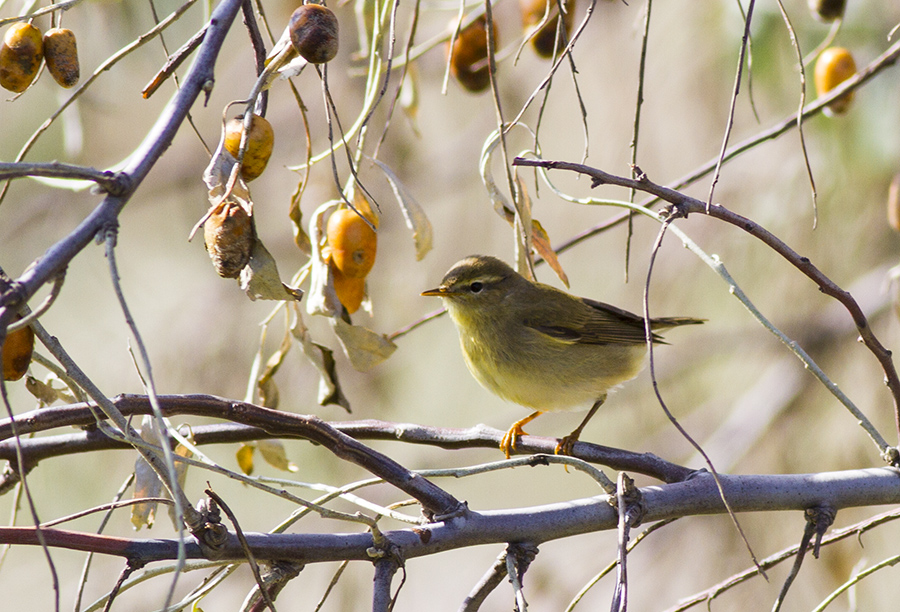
[2,0,900,609]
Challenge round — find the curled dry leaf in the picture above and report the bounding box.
[132,417,194,530]
[25,374,76,406]
[372,159,433,261]
[531,218,569,287]
[330,316,397,373]
[256,326,293,410]
[132,417,163,530]
[240,238,303,301]
[290,306,351,412]
[307,200,344,317]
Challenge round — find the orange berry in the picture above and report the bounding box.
[331,263,366,313]
[0,22,43,93]
[449,16,496,93]
[2,317,34,381]
[223,114,275,182]
[520,0,576,59]
[815,47,856,115]
[326,206,377,279]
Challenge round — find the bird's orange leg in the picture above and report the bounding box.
[556,396,606,456]
[500,411,543,458]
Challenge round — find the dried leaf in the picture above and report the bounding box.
[371,158,433,261]
[306,200,343,317]
[132,417,162,530]
[24,375,75,406]
[240,238,304,301]
[398,63,419,131]
[167,433,194,528]
[330,316,397,372]
[290,307,351,412]
[256,328,293,409]
[236,443,255,475]
[203,127,253,215]
[258,439,299,472]
[480,131,535,279]
[289,187,312,255]
[531,218,569,287]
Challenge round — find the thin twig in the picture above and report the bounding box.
[706,0,755,209]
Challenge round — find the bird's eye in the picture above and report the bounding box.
[469,281,484,293]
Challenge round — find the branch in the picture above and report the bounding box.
[0,394,695,483]
[0,395,462,518]
[1,468,899,565]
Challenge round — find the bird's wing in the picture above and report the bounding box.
[524,295,660,345]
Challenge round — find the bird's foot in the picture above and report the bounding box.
[554,434,579,457]
[500,424,528,459]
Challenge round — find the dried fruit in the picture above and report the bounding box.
[449,16,496,93]
[326,203,377,279]
[2,317,34,381]
[289,4,339,64]
[331,263,366,313]
[520,0,575,59]
[0,22,43,93]
[808,0,845,22]
[204,201,254,278]
[889,174,900,234]
[43,28,79,88]
[223,114,275,182]
[814,47,856,115]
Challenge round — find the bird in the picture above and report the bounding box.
[422,255,703,458]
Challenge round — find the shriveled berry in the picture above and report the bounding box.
[809,0,845,22]
[204,201,254,278]
[43,28,80,88]
[289,4,339,64]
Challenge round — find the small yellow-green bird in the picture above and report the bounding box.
[422,255,703,458]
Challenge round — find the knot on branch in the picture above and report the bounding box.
[610,472,645,528]
[882,446,900,468]
[804,504,836,559]
[193,496,230,557]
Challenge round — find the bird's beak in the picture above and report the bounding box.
[421,287,448,297]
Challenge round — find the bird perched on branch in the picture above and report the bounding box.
[422,255,703,458]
